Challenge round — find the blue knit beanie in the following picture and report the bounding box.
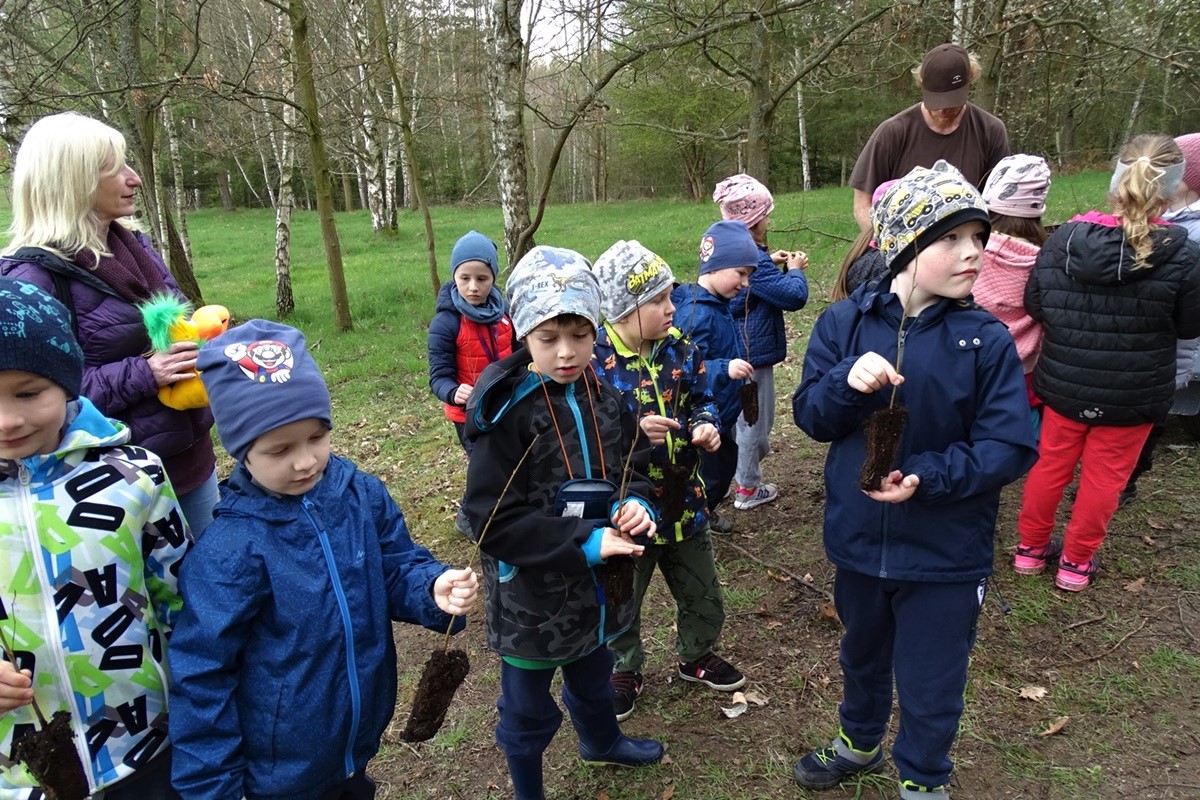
[698,220,759,276]
[451,230,500,278]
[0,277,83,397]
[198,319,332,462]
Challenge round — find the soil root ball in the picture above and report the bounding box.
[660,461,690,526]
[859,406,908,491]
[399,649,471,743]
[12,710,88,800]
[599,556,636,608]
[739,381,760,427]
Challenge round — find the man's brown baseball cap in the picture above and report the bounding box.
[921,44,971,110]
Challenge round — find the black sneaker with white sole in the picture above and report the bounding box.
[677,652,745,691]
[611,671,644,722]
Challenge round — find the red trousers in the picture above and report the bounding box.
[1017,407,1151,564]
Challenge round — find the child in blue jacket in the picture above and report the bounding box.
[463,246,663,800]
[671,220,757,533]
[169,320,477,800]
[714,174,809,510]
[591,240,743,723]
[791,161,1038,800]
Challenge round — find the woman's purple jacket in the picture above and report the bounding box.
[1,230,215,492]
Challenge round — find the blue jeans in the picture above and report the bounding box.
[177,468,219,540]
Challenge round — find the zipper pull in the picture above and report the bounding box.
[18,462,31,486]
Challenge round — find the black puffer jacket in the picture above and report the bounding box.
[1025,216,1200,425]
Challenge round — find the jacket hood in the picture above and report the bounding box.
[984,231,1041,271]
[1058,219,1191,287]
[218,451,355,522]
[466,348,550,436]
[435,281,457,313]
[672,283,727,309]
[12,397,130,484]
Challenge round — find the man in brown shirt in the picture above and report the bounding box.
[849,44,1010,233]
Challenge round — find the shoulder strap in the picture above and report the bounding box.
[5,247,84,333]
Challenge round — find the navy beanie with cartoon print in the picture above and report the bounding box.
[0,277,83,397]
[697,220,759,276]
[198,319,332,462]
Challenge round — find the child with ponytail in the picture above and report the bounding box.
[1014,134,1200,591]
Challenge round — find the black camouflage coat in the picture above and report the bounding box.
[464,349,654,662]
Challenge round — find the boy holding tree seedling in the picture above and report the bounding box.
[462,246,663,800]
[790,161,1037,799]
[168,319,476,800]
[590,239,744,723]
[0,277,189,800]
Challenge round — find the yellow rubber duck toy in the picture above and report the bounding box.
[140,294,231,410]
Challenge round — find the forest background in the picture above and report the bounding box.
[3,0,1200,330]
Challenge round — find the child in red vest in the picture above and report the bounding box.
[428,231,515,534]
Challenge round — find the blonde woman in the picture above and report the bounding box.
[1,111,218,536]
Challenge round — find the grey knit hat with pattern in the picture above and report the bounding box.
[592,240,675,322]
[506,246,601,339]
[872,160,991,274]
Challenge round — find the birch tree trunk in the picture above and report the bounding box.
[287,0,353,331]
[367,0,439,293]
[275,101,297,319]
[795,78,810,191]
[161,104,192,262]
[488,0,535,264]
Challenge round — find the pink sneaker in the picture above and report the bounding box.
[1013,538,1062,576]
[1055,556,1099,592]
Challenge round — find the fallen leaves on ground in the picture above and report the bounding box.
[1019,685,1049,701]
[1039,716,1070,736]
[1124,577,1147,593]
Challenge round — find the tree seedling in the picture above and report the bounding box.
[1,615,88,800]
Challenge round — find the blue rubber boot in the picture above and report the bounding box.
[579,733,665,767]
[505,755,545,800]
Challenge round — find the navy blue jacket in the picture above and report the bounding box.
[729,246,809,366]
[169,455,462,800]
[793,281,1038,582]
[672,283,741,429]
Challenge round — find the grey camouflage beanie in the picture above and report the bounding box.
[506,246,601,339]
[592,240,675,322]
[872,160,990,274]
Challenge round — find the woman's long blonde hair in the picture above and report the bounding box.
[4,112,134,263]
[1110,133,1184,266]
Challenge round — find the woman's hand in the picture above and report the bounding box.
[147,341,200,388]
[453,383,473,406]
